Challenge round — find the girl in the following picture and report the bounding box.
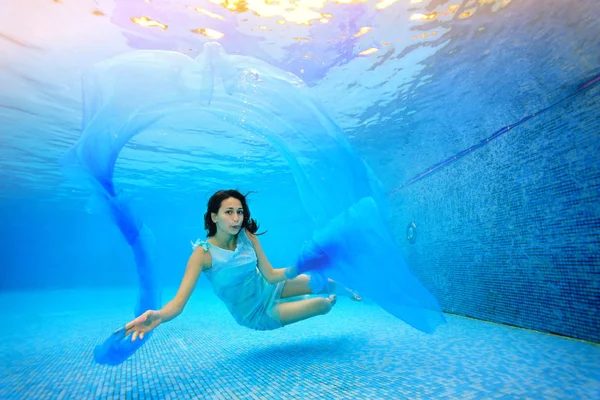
[125,189,360,341]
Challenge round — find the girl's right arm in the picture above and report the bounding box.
[126,247,209,341]
[160,246,209,322]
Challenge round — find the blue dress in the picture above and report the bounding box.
[192,229,286,331]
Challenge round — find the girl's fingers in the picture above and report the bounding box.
[117,313,154,342]
[114,326,126,335]
[124,315,147,331]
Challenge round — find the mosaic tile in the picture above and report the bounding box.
[390,88,600,343]
[0,289,598,399]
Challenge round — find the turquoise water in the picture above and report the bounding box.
[2,0,600,398]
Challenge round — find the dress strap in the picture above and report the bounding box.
[191,239,211,252]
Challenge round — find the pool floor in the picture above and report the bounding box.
[1,288,598,399]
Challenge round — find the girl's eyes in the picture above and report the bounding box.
[225,210,244,214]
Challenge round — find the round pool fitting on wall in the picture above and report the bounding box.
[407,222,417,244]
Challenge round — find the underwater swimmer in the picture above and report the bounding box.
[123,189,361,341]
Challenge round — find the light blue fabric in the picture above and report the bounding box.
[192,230,285,331]
[62,41,446,366]
[295,197,446,334]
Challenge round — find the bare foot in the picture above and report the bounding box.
[345,288,362,301]
[328,294,337,306]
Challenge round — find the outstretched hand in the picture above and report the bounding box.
[122,310,163,342]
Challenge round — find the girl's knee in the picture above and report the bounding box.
[316,297,333,315]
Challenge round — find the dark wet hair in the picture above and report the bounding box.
[204,189,263,237]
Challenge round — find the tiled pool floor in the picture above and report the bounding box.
[1,288,598,399]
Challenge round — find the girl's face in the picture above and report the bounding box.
[212,197,244,235]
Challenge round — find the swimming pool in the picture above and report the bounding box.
[1,0,598,398]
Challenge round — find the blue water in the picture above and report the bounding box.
[1,0,600,398]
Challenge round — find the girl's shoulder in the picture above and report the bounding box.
[191,238,211,252]
[191,239,213,271]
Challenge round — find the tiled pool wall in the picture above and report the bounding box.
[388,86,599,343]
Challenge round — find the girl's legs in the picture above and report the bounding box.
[278,295,337,326]
[277,274,361,326]
[280,274,361,301]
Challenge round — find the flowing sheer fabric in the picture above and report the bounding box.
[62,42,445,365]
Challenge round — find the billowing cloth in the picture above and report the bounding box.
[192,230,285,331]
[91,223,160,365]
[62,41,445,365]
[296,197,446,333]
[63,148,161,365]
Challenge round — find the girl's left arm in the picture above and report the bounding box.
[246,229,296,283]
